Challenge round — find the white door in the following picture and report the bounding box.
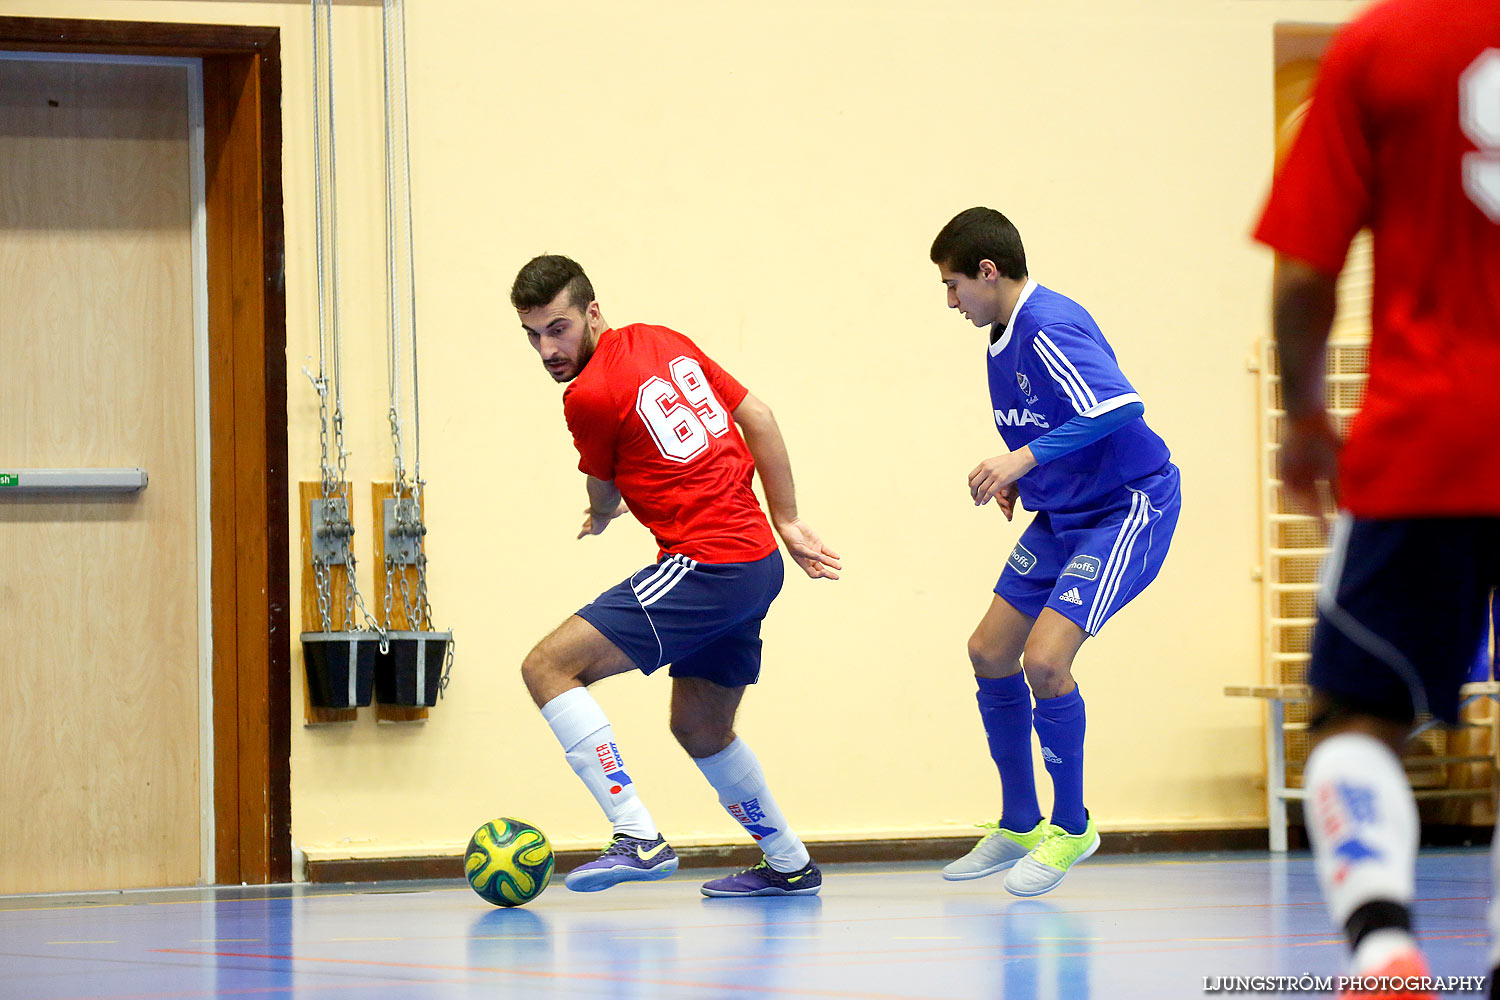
[0,54,210,892]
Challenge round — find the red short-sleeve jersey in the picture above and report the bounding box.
[1254,0,1500,517]
[562,323,778,563]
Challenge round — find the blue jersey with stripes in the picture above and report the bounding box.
[987,280,1170,511]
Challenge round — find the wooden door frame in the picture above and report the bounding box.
[0,16,290,884]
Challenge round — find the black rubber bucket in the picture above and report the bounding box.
[374,630,451,707]
[300,631,378,708]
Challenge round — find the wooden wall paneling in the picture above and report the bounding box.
[203,54,243,883]
[200,40,289,883]
[300,480,358,724]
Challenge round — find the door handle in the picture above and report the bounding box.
[0,468,148,493]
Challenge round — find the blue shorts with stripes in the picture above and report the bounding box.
[996,463,1180,635]
[576,550,785,688]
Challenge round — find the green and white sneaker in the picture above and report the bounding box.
[1003,819,1099,897]
[941,820,1050,881]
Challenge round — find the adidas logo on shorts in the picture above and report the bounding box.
[1059,587,1084,606]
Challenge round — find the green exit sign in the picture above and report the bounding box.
[0,473,17,487]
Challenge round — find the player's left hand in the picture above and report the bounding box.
[774,518,842,580]
[577,502,628,539]
[969,449,1036,507]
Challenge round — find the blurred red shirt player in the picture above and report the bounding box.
[1253,1,1500,996]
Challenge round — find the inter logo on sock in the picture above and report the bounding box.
[1317,780,1384,883]
[728,798,780,840]
[594,741,633,793]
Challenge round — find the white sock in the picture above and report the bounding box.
[1304,733,1417,935]
[540,687,657,839]
[693,737,809,872]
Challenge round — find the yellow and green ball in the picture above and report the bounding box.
[465,818,554,907]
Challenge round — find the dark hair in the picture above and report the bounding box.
[510,254,596,311]
[929,207,1027,280]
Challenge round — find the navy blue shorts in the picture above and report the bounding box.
[996,464,1181,635]
[1311,516,1500,724]
[576,550,784,688]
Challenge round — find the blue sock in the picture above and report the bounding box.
[975,673,1043,832]
[1033,686,1087,835]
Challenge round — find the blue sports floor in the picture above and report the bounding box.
[2,850,1491,999]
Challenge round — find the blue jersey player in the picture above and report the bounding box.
[931,207,1181,895]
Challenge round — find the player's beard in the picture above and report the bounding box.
[568,327,599,380]
[548,328,598,383]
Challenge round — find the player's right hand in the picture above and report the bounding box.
[996,484,1019,521]
[577,502,628,539]
[1279,411,1341,517]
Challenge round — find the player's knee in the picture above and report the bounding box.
[1022,656,1074,699]
[520,643,568,695]
[968,633,1019,678]
[670,715,732,757]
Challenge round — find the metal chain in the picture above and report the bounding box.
[313,555,332,632]
[396,566,415,630]
[437,629,454,698]
[414,553,433,631]
[339,528,384,639]
[382,554,396,631]
[304,366,337,632]
[307,0,383,642]
[388,409,407,493]
[316,381,335,495]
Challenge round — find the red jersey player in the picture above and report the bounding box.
[1254,1,1500,995]
[511,254,840,897]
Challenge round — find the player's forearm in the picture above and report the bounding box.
[1272,255,1339,419]
[585,475,621,515]
[1027,400,1144,464]
[734,397,799,526]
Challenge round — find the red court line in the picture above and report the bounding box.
[153,948,953,1000]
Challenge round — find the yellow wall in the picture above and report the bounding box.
[4,0,1371,860]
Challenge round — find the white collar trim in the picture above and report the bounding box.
[988,278,1038,357]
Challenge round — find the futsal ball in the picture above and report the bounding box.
[464,817,554,907]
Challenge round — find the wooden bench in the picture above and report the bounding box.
[1225,681,1500,851]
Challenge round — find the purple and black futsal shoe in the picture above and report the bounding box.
[700,858,822,897]
[564,833,679,892]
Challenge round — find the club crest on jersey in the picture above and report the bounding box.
[1016,372,1032,396]
[994,408,1050,429]
[727,798,779,841]
[595,741,633,792]
[1062,555,1101,581]
[1008,543,1038,575]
